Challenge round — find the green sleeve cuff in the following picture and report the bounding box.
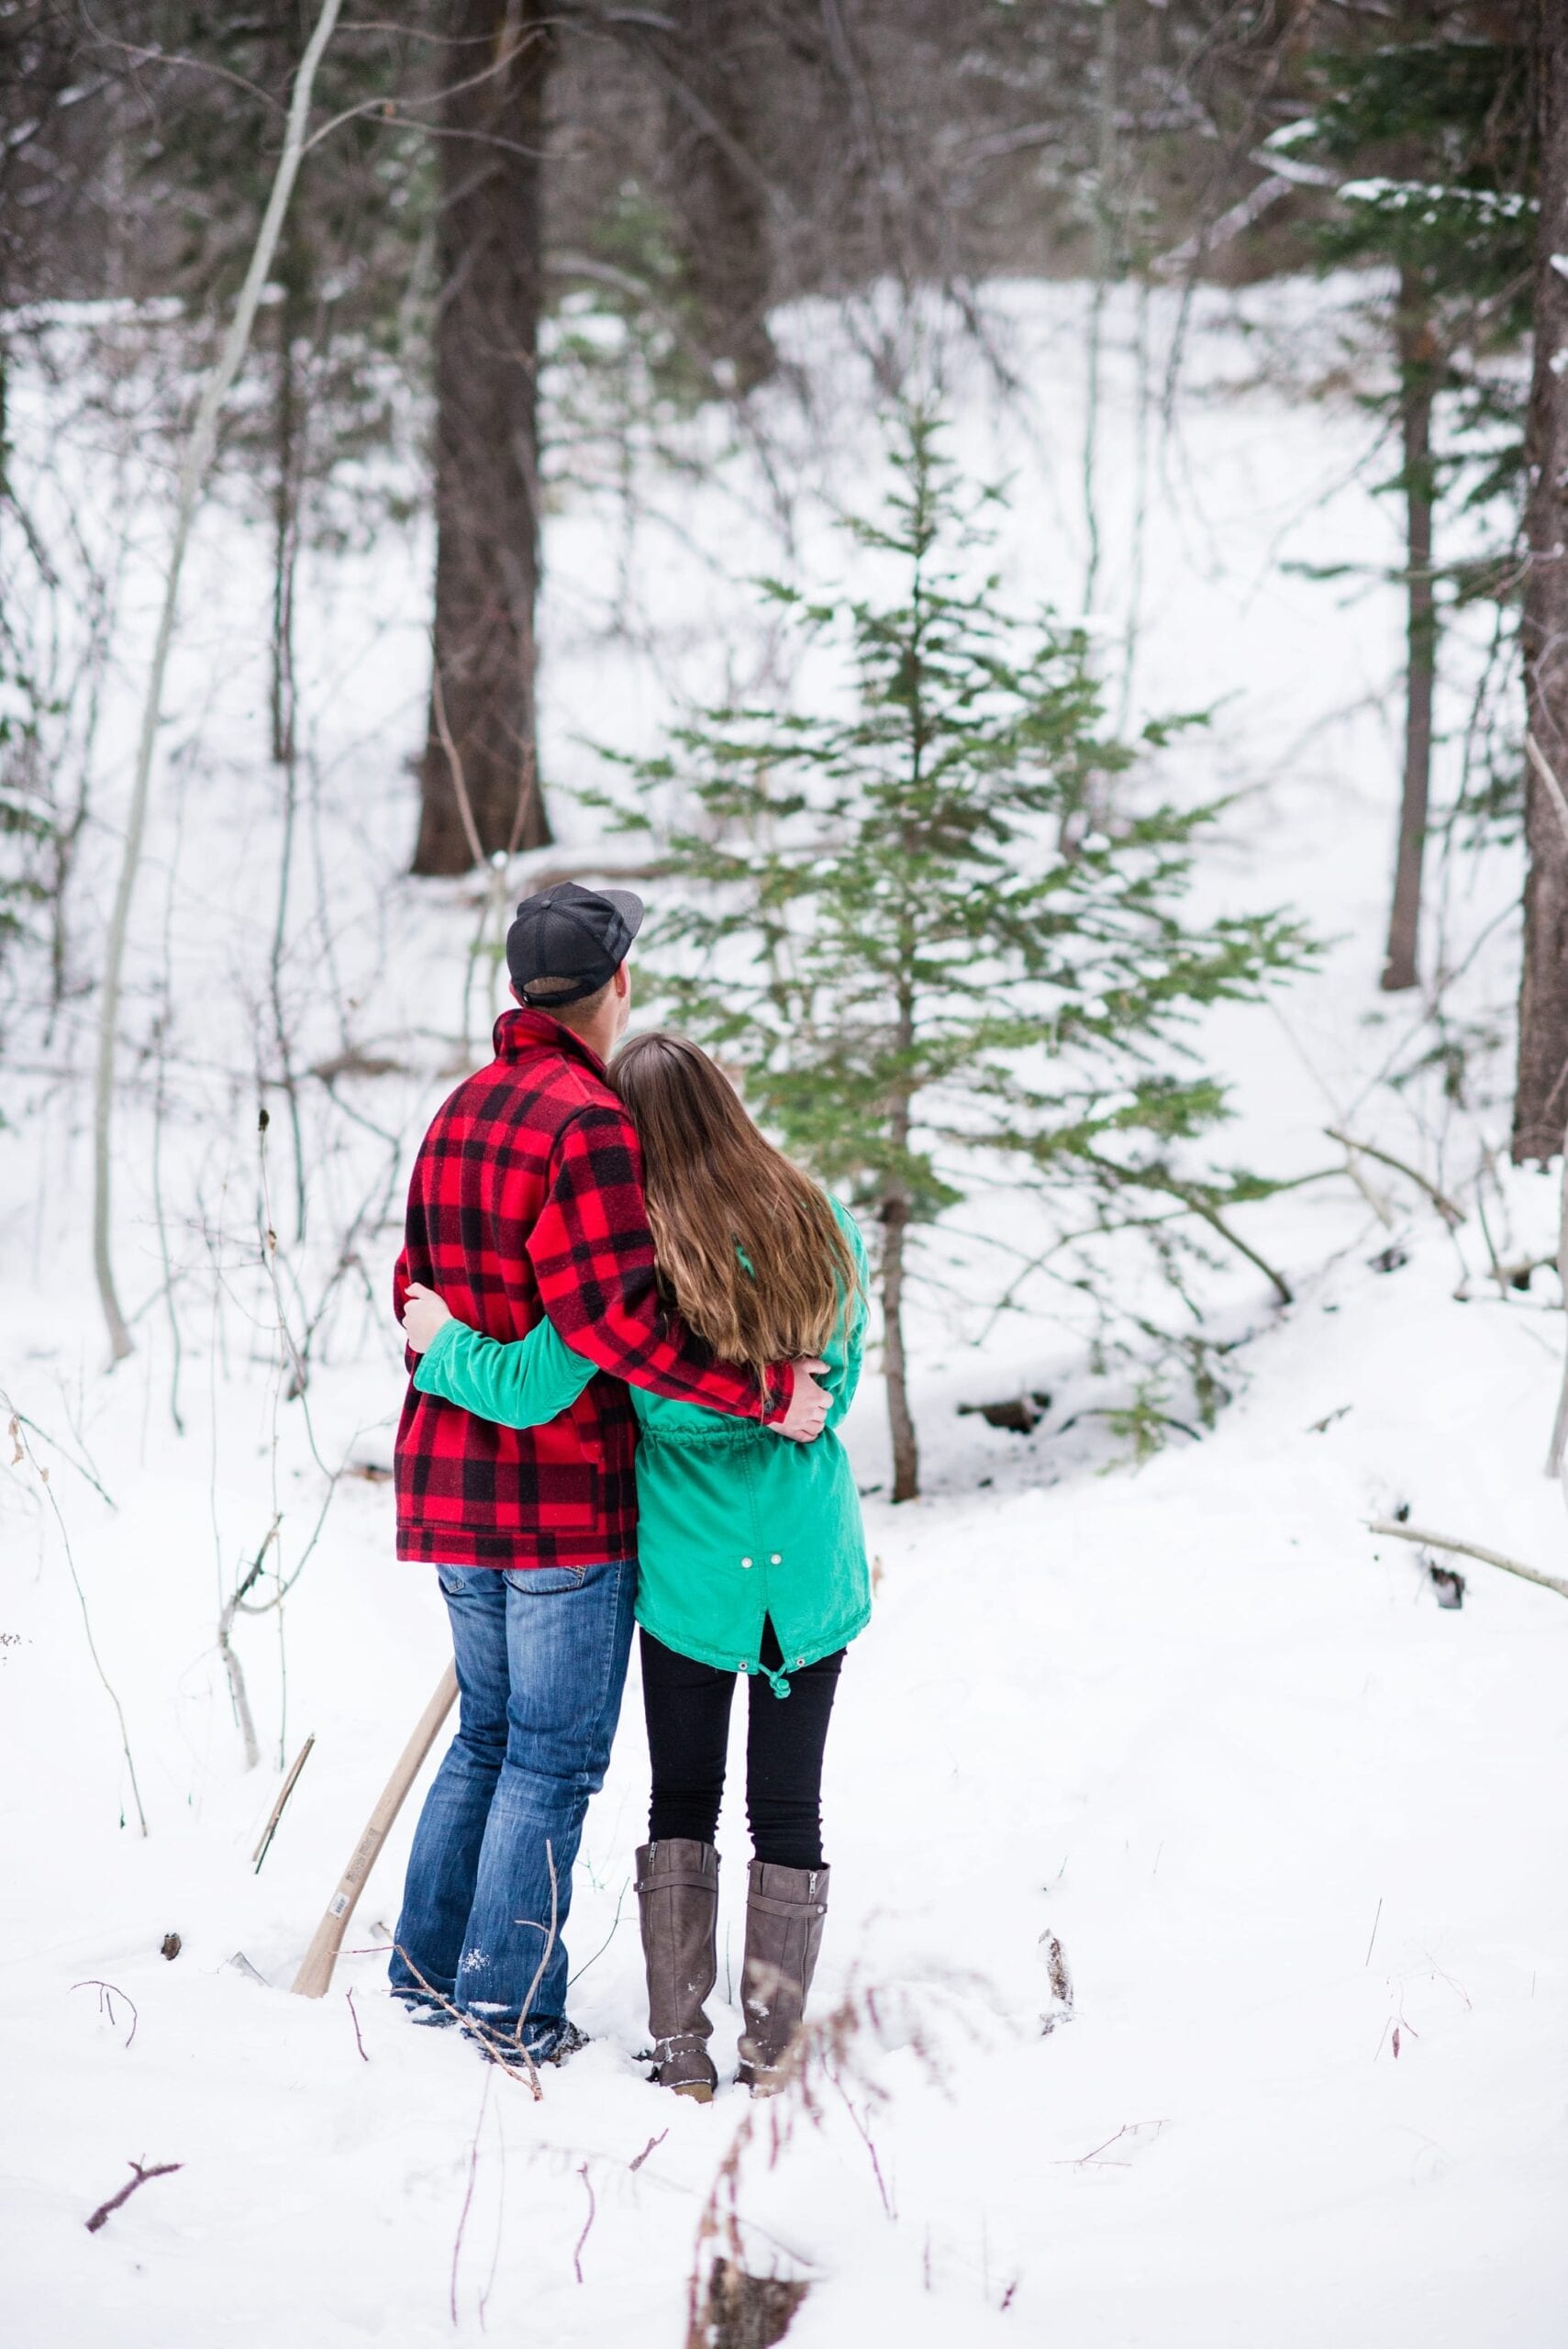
[412,1314,464,1395]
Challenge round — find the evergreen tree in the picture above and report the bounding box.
[1273,13,1534,991]
[0,659,58,1069]
[600,416,1312,1498]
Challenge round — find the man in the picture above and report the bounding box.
[388,880,828,2063]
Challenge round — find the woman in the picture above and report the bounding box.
[400,1031,869,2099]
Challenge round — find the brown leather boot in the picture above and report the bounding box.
[736,1859,829,2095]
[636,1839,720,2101]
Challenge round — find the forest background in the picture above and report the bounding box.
[3,6,1567,2346]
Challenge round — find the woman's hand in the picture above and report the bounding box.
[402,1281,454,1355]
[778,1358,831,1442]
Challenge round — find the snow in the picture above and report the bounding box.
[4,278,1566,2345]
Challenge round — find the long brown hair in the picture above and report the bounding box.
[610,1031,858,1371]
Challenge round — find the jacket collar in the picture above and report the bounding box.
[493,1005,610,1083]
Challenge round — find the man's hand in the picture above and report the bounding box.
[402,1281,453,1355]
[777,1358,830,1443]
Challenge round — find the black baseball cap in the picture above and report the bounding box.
[506,881,645,1008]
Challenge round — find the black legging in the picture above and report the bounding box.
[640,1621,844,1871]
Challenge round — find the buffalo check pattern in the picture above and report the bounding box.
[394,1008,789,1568]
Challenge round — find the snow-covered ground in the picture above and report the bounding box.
[4,281,1565,2346]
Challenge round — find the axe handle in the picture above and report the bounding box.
[290,1659,460,1998]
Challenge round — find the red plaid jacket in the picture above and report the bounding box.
[394,1008,793,1568]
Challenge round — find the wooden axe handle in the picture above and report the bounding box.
[290,1660,460,1998]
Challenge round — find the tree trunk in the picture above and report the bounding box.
[413,0,553,877]
[1381,273,1437,994]
[1514,1,1568,1162]
[879,1191,919,1504]
[657,0,775,393]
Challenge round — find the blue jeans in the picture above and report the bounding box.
[388,1558,636,2058]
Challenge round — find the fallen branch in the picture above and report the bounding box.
[1326,1129,1466,1229]
[85,2159,183,2234]
[1366,1519,1568,1603]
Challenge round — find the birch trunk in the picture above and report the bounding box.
[91,0,343,1360]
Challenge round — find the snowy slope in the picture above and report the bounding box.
[2,280,1565,2347]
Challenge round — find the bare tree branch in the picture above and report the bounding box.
[92,0,345,1362]
[85,2160,183,2234]
[1367,1519,1568,1604]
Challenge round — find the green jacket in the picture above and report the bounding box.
[414,1197,871,1696]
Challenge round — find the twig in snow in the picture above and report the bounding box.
[567,1872,629,1987]
[828,2069,894,2217]
[1325,1129,1466,1229]
[85,2159,183,2233]
[1054,2120,1167,2169]
[252,1732,316,1869]
[5,1406,148,1835]
[1364,1897,1383,1968]
[345,1987,368,2062]
[1373,2005,1420,2063]
[1366,1519,1568,1603]
[71,1980,138,2046]
[629,2130,668,2173]
[390,1943,541,2099]
[573,2163,597,2283]
[450,2065,494,2326]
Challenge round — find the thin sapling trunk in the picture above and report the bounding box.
[1382,276,1437,993]
[879,1187,919,1506]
